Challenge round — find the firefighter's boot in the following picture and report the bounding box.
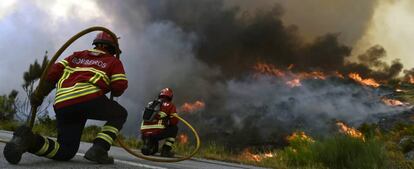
[3,125,35,164]
[141,137,158,156]
[160,145,174,158]
[84,144,114,164]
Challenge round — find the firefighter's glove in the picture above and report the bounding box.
[156,111,168,120]
[30,92,43,107]
[162,116,171,126]
[30,81,55,107]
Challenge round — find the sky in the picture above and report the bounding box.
[1,0,413,94]
[0,0,413,135]
[354,0,414,64]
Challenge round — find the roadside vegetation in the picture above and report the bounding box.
[1,117,414,169]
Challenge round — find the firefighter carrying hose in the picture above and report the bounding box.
[141,88,178,157]
[3,31,128,164]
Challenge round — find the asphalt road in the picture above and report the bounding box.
[0,130,267,169]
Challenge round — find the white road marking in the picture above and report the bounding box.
[76,153,167,169]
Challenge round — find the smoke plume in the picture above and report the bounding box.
[95,0,409,149]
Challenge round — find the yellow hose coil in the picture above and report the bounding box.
[0,26,201,163]
[118,114,201,162]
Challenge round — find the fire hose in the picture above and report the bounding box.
[0,26,201,163]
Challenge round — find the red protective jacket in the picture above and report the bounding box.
[140,101,179,136]
[46,49,128,109]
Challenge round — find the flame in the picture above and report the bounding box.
[286,78,302,87]
[264,152,274,158]
[348,73,380,88]
[242,149,262,162]
[297,71,326,80]
[286,71,327,88]
[409,75,414,84]
[254,63,383,89]
[336,121,365,141]
[178,133,188,144]
[287,131,314,143]
[180,101,205,112]
[254,63,330,88]
[288,64,294,70]
[254,63,285,77]
[395,88,404,92]
[254,63,328,80]
[382,98,405,106]
[241,149,275,162]
[335,71,345,79]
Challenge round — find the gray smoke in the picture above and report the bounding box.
[116,22,223,133]
[179,75,405,148]
[95,0,407,148]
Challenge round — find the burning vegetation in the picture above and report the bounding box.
[336,121,365,141]
[240,148,275,162]
[382,98,406,107]
[120,2,414,152]
[179,101,205,113]
[178,133,189,144]
[254,62,386,88]
[348,73,380,88]
[96,1,414,168]
[287,131,315,143]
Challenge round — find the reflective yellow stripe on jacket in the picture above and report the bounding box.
[55,83,101,104]
[140,120,165,130]
[111,74,127,82]
[65,67,110,85]
[54,59,115,104]
[58,60,69,67]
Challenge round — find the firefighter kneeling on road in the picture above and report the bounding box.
[140,88,178,157]
[3,31,128,164]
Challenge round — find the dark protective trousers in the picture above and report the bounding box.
[147,125,178,141]
[142,125,178,149]
[28,96,128,161]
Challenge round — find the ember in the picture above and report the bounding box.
[178,133,188,144]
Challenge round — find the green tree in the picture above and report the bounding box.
[15,51,50,121]
[22,51,49,94]
[0,90,18,120]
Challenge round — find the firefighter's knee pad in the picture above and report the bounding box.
[141,144,157,155]
[141,137,158,155]
[141,147,152,155]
